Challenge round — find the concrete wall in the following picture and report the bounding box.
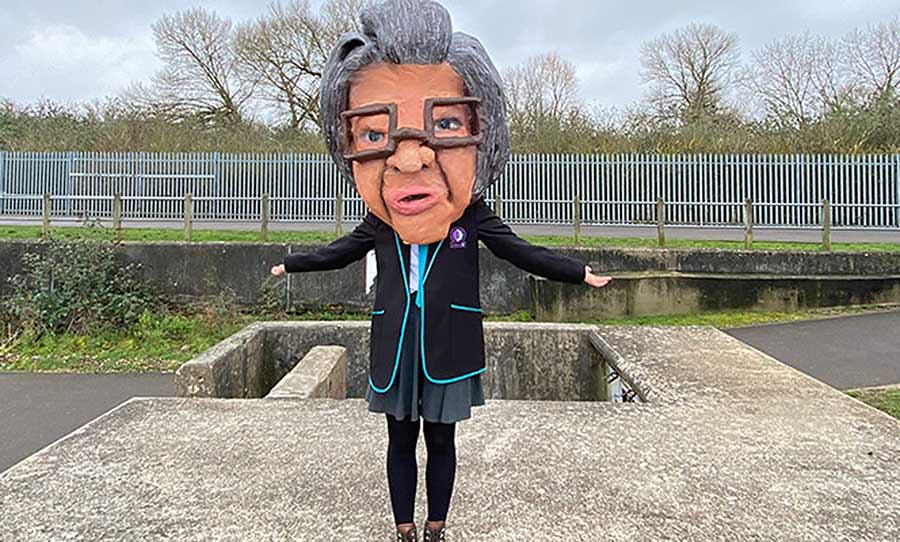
[175,321,606,401]
[2,240,898,318]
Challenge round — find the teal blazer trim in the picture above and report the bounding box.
[419,239,486,384]
[368,232,410,394]
[450,304,482,313]
[371,309,385,315]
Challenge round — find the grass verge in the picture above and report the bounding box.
[1,224,899,252]
[847,388,900,420]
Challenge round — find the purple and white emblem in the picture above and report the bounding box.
[449,226,467,248]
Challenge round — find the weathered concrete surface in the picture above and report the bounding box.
[174,323,269,398]
[264,345,347,400]
[2,325,898,541]
[531,271,900,322]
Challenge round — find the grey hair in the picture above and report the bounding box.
[320,0,510,201]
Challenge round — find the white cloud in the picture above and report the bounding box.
[3,23,158,104]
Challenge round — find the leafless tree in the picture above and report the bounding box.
[234,0,368,128]
[842,16,900,102]
[744,32,840,128]
[503,51,580,121]
[639,23,741,122]
[127,7,256,124]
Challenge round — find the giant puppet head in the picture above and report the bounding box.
[320,0,510,244]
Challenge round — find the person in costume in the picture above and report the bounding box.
[270,1,612,539]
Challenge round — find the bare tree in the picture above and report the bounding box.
[744,32,833,128]
[128,7,256,124]
[503,51,580,121]
[842,16,900,102]
[640,23,740,122]
[234,0,368,128]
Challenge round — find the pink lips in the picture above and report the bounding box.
[386,187,444,216]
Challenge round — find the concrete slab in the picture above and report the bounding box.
[1,326,898,541]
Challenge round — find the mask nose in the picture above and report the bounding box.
[385,139,436,173]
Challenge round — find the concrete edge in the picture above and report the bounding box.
[587,328,654,403]
[720,333,900,425]
[0,395,145,481]
[846,383,900,394]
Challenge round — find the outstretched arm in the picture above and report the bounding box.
[475,199,585,284]
[278,212,378,273]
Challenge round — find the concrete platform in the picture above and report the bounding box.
[2,326,899,541]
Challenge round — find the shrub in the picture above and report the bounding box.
[2,238,162,337]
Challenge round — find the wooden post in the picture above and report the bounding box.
[494,192,502,218]
[335,191,343,236]
[113,192,122,242]
[744,198,753,249]
[261,193,269,242]
[656,197,665,248]
[822,198,832,251]
[42,192,50,240]
[573,194,581,244]
[184,192,193,242]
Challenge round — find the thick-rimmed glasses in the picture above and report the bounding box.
[339,96,484,162]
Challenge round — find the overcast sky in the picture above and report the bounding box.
[1,0,898,112]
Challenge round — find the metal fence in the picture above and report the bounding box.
[1,151,899,229]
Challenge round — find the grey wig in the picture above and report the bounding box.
[320,0,510,201]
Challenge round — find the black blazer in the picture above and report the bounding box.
[282,196,586,394]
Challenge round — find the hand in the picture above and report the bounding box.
[584,265,612,288]
[271,264,286,277]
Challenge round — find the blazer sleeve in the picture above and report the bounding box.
[474,199,586,284]
[281,212,378,273]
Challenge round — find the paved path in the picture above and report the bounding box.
[724,308,900,391]
[2,216,899,243]
[0,372,174,473]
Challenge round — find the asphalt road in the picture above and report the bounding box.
[2,309,899,475]
[724,308,900,391]
[2,216,899,243]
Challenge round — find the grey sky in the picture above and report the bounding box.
[1,0,898,112]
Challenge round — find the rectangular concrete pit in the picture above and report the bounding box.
[176,321,607,402]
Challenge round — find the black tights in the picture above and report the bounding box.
[385,413,457,525]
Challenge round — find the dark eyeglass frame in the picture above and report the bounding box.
[339,96,485,162]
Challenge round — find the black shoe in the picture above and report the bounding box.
[396,525,418,542]
[423,524,445,541]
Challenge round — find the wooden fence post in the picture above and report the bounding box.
[42,192,50,240]
[573,194,581,244]
[113,192,122,242]
[261,193,269,242]
[744,198,753,249]
[656,197,665,248]
[494,192,502,219]
[335,191,343,236]
[822,198,832,251]
[184,193,193,242]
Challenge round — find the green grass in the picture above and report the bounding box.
[2,224,899,252]
[2,302,896,374]
[847,388,900,420]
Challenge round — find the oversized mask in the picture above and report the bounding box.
[320,0,511,245]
